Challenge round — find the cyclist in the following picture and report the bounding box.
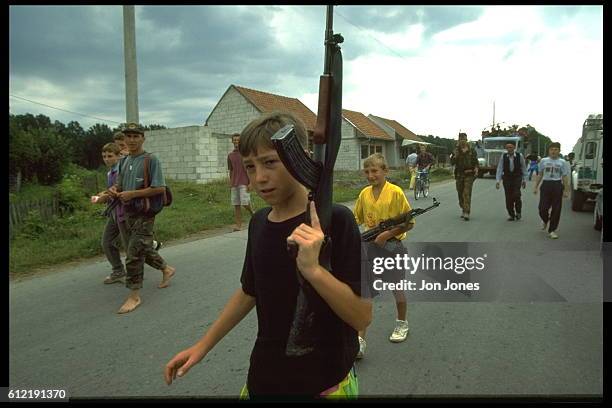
[415,145,433,197]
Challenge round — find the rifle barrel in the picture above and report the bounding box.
[323,5,334,75]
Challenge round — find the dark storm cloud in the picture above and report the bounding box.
[9,5,325,127]
[134,6,324,124]
[9,6,124,83]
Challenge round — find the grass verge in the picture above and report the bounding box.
[9,169,454,276]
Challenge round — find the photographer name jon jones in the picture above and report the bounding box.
[373,279,480,292]
[370,254,488,292]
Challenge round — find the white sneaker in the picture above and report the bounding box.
[356,336,366,359]
[549,231,559,239]
[541,221,548,231]
[389,319,409,343]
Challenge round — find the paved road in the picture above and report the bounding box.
[9,177,603,398]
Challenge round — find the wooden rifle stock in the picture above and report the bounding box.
[313,75,332,144]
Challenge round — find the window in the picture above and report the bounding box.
[361,144,383,159]
[585,142,596,159]
[361,145,369,159]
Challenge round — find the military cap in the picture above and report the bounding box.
[122,122,145,135]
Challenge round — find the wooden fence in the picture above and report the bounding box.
[9,194,61,239]
[9,172,105,238]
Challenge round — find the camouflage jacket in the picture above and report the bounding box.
[451,148,478,177]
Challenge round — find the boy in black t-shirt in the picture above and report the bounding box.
[164,112,371,398]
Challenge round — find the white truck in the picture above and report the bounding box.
[477,134,527,177]
[570,114,603,215]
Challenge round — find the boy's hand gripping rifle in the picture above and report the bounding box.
[271,5,344,357]
[361,198,440,242]
[102,192,121,218]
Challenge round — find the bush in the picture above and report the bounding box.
[57,164,99,214]
[16,210,47,240]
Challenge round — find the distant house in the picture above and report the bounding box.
[205,85,317,136]
[338,109,396,170]
[142,84,423,182]
[143,85,319,183]
[368,114,423,167]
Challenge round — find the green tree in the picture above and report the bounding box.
[144,124,167,131]
[11,113,53,132]
[9,114,72,184]
[57,120,87,166]
[417,135,455,157]
[82,123,113,169]
[30,127,72,184]
[9,127,41,181]
[482,123,552,156]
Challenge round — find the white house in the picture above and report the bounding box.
[142,84,424,182]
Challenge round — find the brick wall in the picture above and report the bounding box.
[144,126,234,184]
[336,119,361,170]
[206,86,261,135]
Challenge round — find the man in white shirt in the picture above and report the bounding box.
[496,142,527,221]
[532,142,570,239]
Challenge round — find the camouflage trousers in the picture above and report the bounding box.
[102,212,129,277]
[455,175,475,214]
[124,214,167,290]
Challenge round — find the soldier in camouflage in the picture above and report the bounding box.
[450,133,479,221]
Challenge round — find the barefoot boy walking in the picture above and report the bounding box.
[108,123,176,314]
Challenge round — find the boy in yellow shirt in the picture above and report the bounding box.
[354,153,415,359]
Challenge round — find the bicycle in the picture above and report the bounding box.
[414,169,430,200]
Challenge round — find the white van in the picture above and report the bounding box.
[571,114,603,211]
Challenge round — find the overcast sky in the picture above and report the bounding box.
[9,5,602,152]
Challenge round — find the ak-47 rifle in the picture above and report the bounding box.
[361,199,440,242]
[271,5,344,357]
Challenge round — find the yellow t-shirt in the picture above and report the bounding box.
[354,181,414,241]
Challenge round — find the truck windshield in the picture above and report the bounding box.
[484,140,518,150]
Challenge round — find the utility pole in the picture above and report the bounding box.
[492,100,495,129]
[123,5,139,124]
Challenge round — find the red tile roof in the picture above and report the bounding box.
[369,115,422,142]
[233,85,317,132]
[342,109,394,141]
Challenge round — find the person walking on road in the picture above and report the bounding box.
[164,112,370,398]
[525,152,540,181]
[450,133,479,221]
[108,123,176,314]
[228,133,254,231]
[496,142,527,221]
[405,148,418,190]
[532,142,570,239]
[353,153,415,360]
[91,142,129,284]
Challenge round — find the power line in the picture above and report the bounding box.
[334,8,410,61]
[9,94,123,125]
